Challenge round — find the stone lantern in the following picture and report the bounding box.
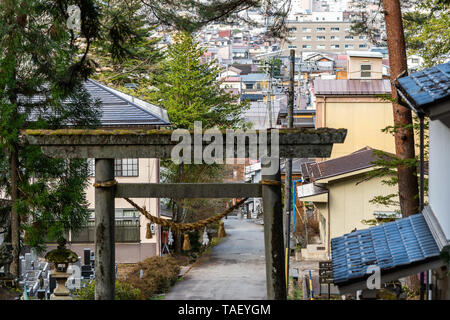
[45,238,78,300]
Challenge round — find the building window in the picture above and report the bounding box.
[302,27,312,32]
[115,158,139,177]
[288,27,297,32]
[316,36,326,41]
[316,27,326,32]
[302,36,312,40]
[361,64,372,78]
[345,35,354,40]
[302,44,312,49]
[359,44,367,48]
[359,35,367,40]
[331,27,340,32]
[344,44,354,49]
[288,45,297,48]
[316,44,326,49]
[330,36,339,40]
[330,44,340,49]
[88,158,95,176]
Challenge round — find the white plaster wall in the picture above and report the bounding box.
[85,158,160,249]
[429,119,450,240]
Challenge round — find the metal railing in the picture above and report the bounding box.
[70,220,140,243]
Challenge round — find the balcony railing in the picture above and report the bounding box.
[70,220,140,243]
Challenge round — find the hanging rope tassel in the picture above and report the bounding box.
[218,221,226,238]
[182,233,192,251]
[146,223,152,239]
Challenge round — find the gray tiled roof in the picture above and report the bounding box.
[23,79,170,127]
[84,80,170,126]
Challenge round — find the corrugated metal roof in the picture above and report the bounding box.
[397,62,450,108]
[331,213,441,285]
[241,73,269,82]
[297,182,328,198]
[347,50,383,58]
[314,79,392,95]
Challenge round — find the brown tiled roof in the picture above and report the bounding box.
[231,64,253,75]
[314,79,392,95]
[307,147,380,181]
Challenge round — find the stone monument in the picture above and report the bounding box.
[45,238,78,300]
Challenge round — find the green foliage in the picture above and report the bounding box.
[74,280,142,300]
[139,0,291,38]
[260,58,283,77]
[0,0,152,253]
[125,256,180,299]
[403,0,450,67]
[361,116,429,211]
[350,0,449,68]
[0,0,105,252]
[91,0,163,86]
[150,32,249,130]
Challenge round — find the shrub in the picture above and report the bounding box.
[74,280,142,300]
[125,256,180,299]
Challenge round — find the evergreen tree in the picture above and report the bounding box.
[90,0,163,87]
[150,32,249,252]
[0,0,149,275]
[150,32,248,130]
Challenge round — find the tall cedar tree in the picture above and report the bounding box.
[0,0,152,276]
[0,0,102,276]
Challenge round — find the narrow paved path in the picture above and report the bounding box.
[164,216,267,300]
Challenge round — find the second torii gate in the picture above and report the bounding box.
[25,127,346,300]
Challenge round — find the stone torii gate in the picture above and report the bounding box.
[25,128,346,300]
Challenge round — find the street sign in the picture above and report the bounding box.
[319,261,333,284]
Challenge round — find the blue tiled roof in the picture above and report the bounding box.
[397,62,450,108]
[331,213,440,285]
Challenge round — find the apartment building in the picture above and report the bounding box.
[282,21,370,55]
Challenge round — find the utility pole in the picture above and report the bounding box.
[284,49,295,296]
[381,0,421,297]
[266,57,274,128]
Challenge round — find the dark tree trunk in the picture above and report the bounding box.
[382,0,420,217]
[9,145,20,277]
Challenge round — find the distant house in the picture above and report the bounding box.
[218,30,232,39]
[241,73,269,92]
[46,79,171,263]
[277,108,315,128]
[219,76,242,95]
[313,52,395,158]
[297,147,400,260]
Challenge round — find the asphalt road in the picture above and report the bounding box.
[164,216,267,300]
